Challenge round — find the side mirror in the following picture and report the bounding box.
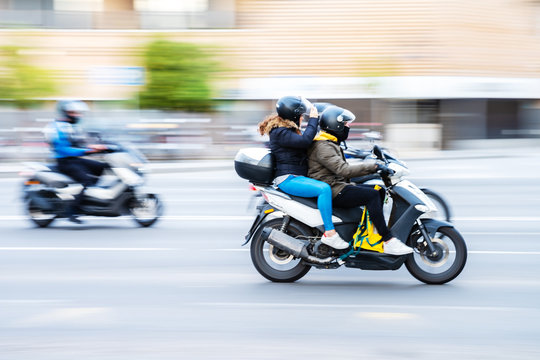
[87,131,103,143]
[372,145,388,163]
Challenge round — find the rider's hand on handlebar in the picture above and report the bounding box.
[376,163,395,177]
[87,144,108,153]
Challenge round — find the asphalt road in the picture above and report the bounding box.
[1,153,539,360]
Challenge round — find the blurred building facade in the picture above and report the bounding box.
[1,0,540,156]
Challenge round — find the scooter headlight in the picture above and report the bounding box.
[415,204,431,213]
[113,167,144,186]
[130,163,147,174]
[388,163,409,177]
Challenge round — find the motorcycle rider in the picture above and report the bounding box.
[307,105,413,255]
[44,100,108,224]
[257,96,349,250]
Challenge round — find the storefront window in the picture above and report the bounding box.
[54,0,102,11]
[134,0,208,12]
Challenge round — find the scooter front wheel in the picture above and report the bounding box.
[405,226,467,284]
[250,218,312,283]
[129,194,162,227]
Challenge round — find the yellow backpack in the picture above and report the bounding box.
[352,207,384,253]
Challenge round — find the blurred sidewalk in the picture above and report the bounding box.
[394,138,540,160]
[1,139,539,178]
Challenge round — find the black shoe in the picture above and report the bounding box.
[68,215,83,224]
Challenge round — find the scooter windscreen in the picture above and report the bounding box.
[120,142,147,164]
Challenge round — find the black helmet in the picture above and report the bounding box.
[313,102,333,113]
[320,106,356,141]
[57,100,89,124]
[276,96,312,125]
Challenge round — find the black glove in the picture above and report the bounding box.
[376,163,395,177]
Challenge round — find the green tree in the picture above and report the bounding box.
[0,46,56,109]
[138,40,219,112]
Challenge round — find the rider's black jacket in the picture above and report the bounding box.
[262,116,319,179]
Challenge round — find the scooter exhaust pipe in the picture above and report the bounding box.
[262,228,335,266]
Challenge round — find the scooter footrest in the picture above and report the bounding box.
[344,251,407,270]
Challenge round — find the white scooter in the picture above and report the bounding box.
[21,142,162,228]
[235,145,467,285]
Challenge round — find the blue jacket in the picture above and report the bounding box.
[45,120,90,159]
[261,116,319,178]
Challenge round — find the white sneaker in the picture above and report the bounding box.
[321,233,349,250]
[384,238,414,255]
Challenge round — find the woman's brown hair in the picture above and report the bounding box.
[258,114,279,135]
[258,114,301,135]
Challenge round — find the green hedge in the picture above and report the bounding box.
[138,40,220,112]
[0,46,56,109]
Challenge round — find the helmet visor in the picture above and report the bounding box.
[298,96,313,117]
[313,102,333,114]
[337,109,355,124]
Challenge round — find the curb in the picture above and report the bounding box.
[0,160,234,179]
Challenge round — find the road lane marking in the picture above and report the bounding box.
[179,214,244,221]
[356,312,417,320]
[468,251,540,255]
[196,302,535,312]
[13,307,115,327]
[165,199,247,203]
[0,215,255,221]
[463,232,540,236]
[1,247,540,255]
[453,217,540,221]
[208,249,249,252]
[410,175,540,180]
[0,299,71,304]
[0,247,176,251]
[2,215,540,222]
[0,247,246,252]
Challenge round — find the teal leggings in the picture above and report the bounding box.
[278,175,334,231]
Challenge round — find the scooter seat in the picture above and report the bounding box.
[35,171,77,188]
[280,190,364,223]
[46,164,59,172]
[350,173,381,184]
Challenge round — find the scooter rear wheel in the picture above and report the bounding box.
[250,218,312,283]
[27,201,56,228]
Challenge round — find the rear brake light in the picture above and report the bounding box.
[24,180,40,185]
